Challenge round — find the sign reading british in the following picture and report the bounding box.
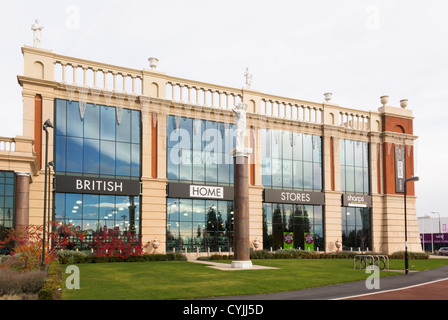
[55,175,140,196]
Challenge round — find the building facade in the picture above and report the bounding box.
[418,216,448,252]
[0,45,421,255]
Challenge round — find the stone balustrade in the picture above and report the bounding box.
[21,46,379,133]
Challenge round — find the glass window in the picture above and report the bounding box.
[167,116,235,186]
[66,101,83,137]
[0,172,15,237]
[55,99,67,136]
[100,140,116,176]
[54,193,140,249]
[55,135,66,172]
[263,203,324,251]
[340,139,370,195]
[54,99,141,180]
[262,129,322,192]
[117,109,131,143]
[83,139,99,174]
[101,106,116,141]
[167,198,233,253]
[66,136,83,173]
[341,207,371,251]
[84,104,99,139]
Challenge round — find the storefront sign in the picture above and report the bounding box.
[263,189,325,205]
[304,233,314,251]
[167,183,234,200]
[342,194,372,208]
[420,233,448,244]
[395,146,406,193]
[283,232,294,249]
[55,175,141,196]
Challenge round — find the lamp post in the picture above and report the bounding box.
[47,161,54,249]
[404,176,419,275]
[41,119,53,268]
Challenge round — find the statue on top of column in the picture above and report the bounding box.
[31,19,44,48]
[232,102,248,152]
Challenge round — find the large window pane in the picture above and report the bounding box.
[84,104,99,139]
[84,139,99,174]
[55,135,66,172]
[66,136,83,173]
[100,140,116,176]
[66,101,83,137]
[116,109,131,142]
[55,99,67,136]
[101,106,116,141]
[116,142,131,177]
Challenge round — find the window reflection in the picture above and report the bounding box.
[262,129,322,191]
[54,99,141,179]
[263,203,324,251]
[166,116,235,186]
[340,139,370,194]
[341,207,371,251]
[167,198,234,252]
[54,193,141,249]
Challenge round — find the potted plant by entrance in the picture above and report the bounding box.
[335,240,342,253]
[253,238,260,250]
[152,238,159,254]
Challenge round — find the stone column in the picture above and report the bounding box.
[14,172,31,230]
[231,149,253,269]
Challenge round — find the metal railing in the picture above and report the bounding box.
[354,254,389,270]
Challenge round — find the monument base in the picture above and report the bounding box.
[231,260,253,269]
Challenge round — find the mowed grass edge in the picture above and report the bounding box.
[60,258,448,300]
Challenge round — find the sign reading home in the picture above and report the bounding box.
[55,175,140,196]
[342,194,372,208]
[167,183,234,200]
[263,189,325,205]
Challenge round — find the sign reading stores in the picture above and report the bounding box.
[263,189,325,205]
[342,194,372,208]
[55,175,140,196]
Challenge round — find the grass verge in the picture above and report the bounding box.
[60,258,448,300]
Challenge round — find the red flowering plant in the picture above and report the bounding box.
[89,226,148,260]
[0,221,87,272]
[48,221,87,251]
[0,225,56,272]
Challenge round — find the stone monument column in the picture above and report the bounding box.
[14,172,31,229]
[231,103,253,269]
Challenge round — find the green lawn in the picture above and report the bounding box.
[60,258,448,300]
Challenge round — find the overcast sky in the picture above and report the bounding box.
[1,0,447,218]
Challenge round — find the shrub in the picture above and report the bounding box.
[389,251,429,260]
[0,269,47,298]
[38,260,62,300]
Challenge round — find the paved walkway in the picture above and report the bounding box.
[188,256,448,300]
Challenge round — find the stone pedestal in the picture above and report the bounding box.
[14,172,30,230]
[232,148,252,269]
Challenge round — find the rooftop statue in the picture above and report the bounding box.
[31,19,44,48]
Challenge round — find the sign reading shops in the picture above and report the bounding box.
[55,175,141,196]
[167,183,234,201]
[263,189,325,205]
[342,194,372,208]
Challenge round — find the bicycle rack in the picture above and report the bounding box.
[354,255,389,270]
